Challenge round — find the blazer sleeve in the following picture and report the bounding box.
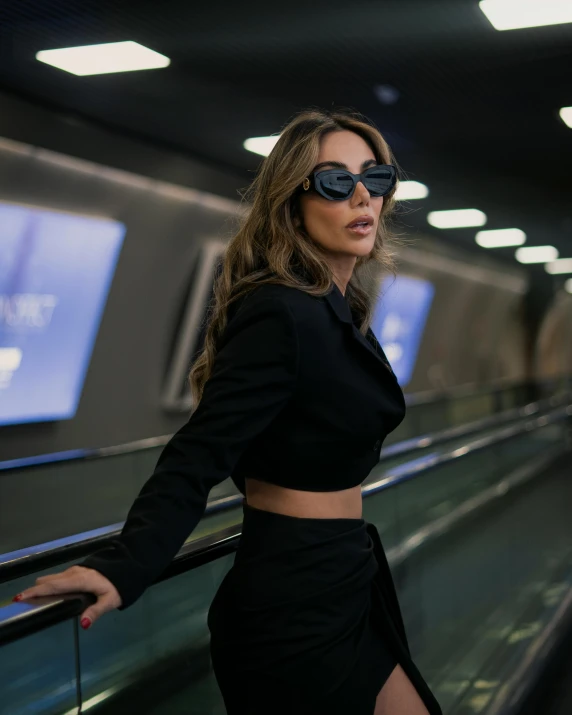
[81,293,299,609]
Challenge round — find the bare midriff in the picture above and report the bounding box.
[245,478,363,519]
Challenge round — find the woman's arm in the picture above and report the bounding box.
[16,292,299,617]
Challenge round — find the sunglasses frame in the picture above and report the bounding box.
[302,164,397,201]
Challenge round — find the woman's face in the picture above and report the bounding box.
[299,130,384,263]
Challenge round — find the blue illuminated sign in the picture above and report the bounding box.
[0,203,125,425]
[370,275,434,387]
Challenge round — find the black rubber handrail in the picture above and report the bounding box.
[378,392,564,460]
[1,401,570,591]
[1,393,568,584]
[0,593,95,648]
[2,377,566,474]
[404,375,533,407]
[2,403,570,646]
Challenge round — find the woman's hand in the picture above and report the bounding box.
[13,565,122,630]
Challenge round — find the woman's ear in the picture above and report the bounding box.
[291,203,304,230]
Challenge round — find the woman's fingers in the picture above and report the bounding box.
[21,566,95,597]
[13,566,123,626]
[17,574,83,600]
[35,572,70,585]
[80,592,119,629]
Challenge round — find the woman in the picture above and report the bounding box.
[14,109,442,715]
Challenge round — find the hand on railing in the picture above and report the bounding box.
[12,565,122,629]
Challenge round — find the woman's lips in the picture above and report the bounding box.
[346,223,373,236]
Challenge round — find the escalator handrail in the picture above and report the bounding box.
[2,378,567,475]
[2,401,570,588]
[378,392,567,460]
[1,403,570,648]
[0,395,567,580]
[392,374,567,407]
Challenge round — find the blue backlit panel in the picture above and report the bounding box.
[370,275,435,387]
[0,203,125,425]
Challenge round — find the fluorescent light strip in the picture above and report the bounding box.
[560,107,572,129]
[515,246,559,264]
[243,136,280,157]
[427,209,487,229]
[565,278,572,294]
[36,41,170,76]
[545,258,572,275]
[395,181,429,200]
[479,0,572,31]
[476,228,526,248]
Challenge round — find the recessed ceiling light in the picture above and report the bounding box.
[427,209,487,229]
[475,228,526,248]
[36,41,170,76]
[243,136,280,157]
[515,245,559,264]
[374,84,400,106]
[479,0,572,31]
[395,181,429,200]
[559,107,572,129]
[545,258,572,274]
[565,278,572,294]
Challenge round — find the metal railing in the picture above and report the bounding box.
[1,399,570,647]
[1,391,569,584]
[3,377,566,475]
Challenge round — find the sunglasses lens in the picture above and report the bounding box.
[363,166,396,196]
[317,171,354,200]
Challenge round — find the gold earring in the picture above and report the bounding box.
[302,178,310,191]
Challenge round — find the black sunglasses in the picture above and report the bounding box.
[302,164,397,201]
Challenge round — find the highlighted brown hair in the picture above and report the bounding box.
[189,107,401,404]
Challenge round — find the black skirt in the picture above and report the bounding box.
[207,504,442,715]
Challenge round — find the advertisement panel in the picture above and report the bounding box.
[0,202,125,425]
[370,275,435,387]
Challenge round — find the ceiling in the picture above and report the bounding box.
[1,0,571,272]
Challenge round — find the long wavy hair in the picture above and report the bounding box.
[189,107,401,404]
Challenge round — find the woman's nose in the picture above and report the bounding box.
[352,181,370,205]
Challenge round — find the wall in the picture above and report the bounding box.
[535,290,572,378]
[0,90,531,461]
[0,93,245,461]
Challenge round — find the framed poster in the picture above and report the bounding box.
[161,240,226,412]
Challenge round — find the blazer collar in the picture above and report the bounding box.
[324,282,396,378]
[324,282,354,324]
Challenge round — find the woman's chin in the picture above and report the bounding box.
[351,238,376,257]
[318,236,376,259]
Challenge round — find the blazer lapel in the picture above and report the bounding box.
[323,281,353,325]
[324,283,394,375]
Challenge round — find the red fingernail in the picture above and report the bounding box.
[80,617,92,630]
[12,594,23,602]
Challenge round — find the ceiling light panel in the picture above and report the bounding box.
[36,41,170,76]
[560,107,572,129]
[427,209,487,229]
[475,228,526,248]
[545,258,572,274]
[479,1,572,31]
[515,246,559,264]
[243,136,280,157]
[395,181,429,200]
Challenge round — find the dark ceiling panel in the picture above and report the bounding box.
[0,0,571,263]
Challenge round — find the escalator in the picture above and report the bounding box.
[0,378,561,556]
[0,386,570,715]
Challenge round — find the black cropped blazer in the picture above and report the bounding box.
[82,281,406,608]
